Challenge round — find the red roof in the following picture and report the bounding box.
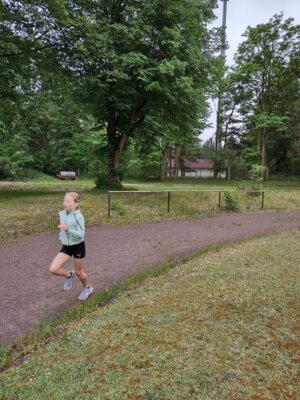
[170,159,214,169]
[183,159,214,169]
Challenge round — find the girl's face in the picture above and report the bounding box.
[63,195,77,212]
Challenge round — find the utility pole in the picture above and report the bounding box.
[220,0,229,57]
[214,0,229,161]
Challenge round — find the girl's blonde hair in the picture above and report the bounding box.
[66,192,80,209]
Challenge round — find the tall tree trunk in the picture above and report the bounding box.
[173,144,181,177]
[160,142,168,181]
[261,128,268,181]
[107,129,129,181]
[106,100,147,181]
[107,110,120,181]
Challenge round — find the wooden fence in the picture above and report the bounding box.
[107,190,300,217]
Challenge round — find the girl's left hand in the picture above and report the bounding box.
[58,224,68,231]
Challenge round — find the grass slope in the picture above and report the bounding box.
[1,230,299,400]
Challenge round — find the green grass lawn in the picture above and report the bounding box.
[125,177,300,191]
[1,175,299,192]
[1,230,299,400]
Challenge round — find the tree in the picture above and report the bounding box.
[49,0,216,182]
[1,1,218,183]
[233,14,300,180]
[0,1,84,176]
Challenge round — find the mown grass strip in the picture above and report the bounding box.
[1,230,299,400]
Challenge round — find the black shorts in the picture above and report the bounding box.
[60,241,86,259]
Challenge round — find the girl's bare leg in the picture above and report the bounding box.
[74,258,89,287]
[49,252,71,277]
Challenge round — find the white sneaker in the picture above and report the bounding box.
[78,285,93,300]
[63,272,74,291]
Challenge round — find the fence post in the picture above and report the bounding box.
[167,191,171,212]
[108,191,111,217]
[218,191,221,207]
[261,191,264,209]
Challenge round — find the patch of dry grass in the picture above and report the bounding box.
[111,190,300,215]
[1,184,300,246]
[0,189,218,245]
[0,191,109,245]
[0,192,59,244]
[0,190,223,245]
[1,230,299,399]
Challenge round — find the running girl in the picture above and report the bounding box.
[49,192,93,300]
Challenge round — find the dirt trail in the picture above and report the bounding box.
[1,210,300,345]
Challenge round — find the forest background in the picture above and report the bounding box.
[0,0,299,187]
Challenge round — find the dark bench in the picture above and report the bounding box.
[57,171,76,180]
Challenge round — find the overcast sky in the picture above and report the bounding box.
[202,0,300,141]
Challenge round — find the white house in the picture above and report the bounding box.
[169,159,225,178]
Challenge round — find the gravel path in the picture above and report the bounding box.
[1,210,300,345]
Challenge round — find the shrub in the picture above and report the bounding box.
[223,191,239,210]
[236,182,261,197]
[95,173,123,191]
[0,157,10,179]
[248,164,264,182]
[110,201,126,216]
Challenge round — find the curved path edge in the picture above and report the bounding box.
[1,210,300,345]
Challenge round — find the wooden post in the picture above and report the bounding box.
[218,191,221,207]
[108,192,111,217]
[261,191,264,209]
[167,191,171,212]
